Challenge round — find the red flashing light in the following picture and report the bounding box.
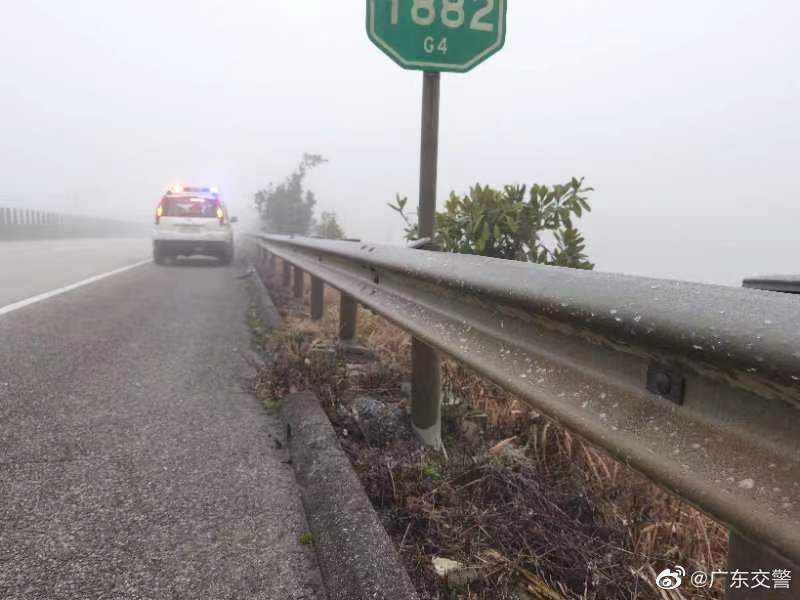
[155,199,166,225]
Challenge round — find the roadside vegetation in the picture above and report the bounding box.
[390,177,594,269]
[249,262,728,600]
[254,153,345,239]
[315,210,346,240]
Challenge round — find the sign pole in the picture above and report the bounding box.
[418,71,440,239]
[411,70,443,449]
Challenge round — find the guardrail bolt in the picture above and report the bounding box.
[282,260,292,287]
[411,338,443,449]
[311,277,324,320]
[646,365,685,405]
[293,266,305,299]
[654,372,671,395]
[339,293,358,343]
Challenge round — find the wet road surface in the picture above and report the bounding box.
[0,252,326,599]
[0,238,152,308]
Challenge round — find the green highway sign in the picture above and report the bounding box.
[366,0,507,73]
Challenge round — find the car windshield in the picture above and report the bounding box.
[161,196,219,218]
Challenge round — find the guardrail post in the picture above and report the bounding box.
[727,531,796,598]
[269,253,277,271]
[411,339,442,449]
[282,260,292,286]
[339,293,358,343]
[293,266,305,299]
[311,277,324,320]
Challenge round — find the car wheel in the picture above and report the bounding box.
[219,245,234,266]
[153,244,166,265]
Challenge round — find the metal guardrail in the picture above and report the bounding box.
[743,275,800,295]
[0,207,64,227]
[251,234,800,577]
[0,206,149,240]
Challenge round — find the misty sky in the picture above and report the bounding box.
[1,1,798,285]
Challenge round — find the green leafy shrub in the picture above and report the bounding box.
[389,178,594,269]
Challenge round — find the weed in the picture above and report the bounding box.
[421,461,442,481]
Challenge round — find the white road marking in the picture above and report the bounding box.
[0,259,152,318]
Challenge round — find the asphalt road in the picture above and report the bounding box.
[0,248,326,599]
[0,238,152,308]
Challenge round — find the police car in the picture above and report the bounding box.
[153,185,237,265]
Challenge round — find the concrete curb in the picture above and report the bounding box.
[281,392,420,600]
[247,260,282,329]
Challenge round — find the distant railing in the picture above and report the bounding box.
[0,206,150,240]
[251,233,800,588]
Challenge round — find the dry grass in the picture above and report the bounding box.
[251,261,728,600]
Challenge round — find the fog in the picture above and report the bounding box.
[1,1,797,285]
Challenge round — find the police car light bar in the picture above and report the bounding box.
[166,185,220,196]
